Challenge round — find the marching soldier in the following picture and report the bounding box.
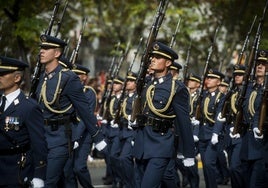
[196,69,226,188]
[219,78,230,94]
[105,76,124,187]
[35,34,106,187]
[236,50,268,187]
[221,64,246,187]
[116,72,138,188]
[169,61,182,80]
[71,64,97,188]
[0,56,47,187]
[132,41,195,188]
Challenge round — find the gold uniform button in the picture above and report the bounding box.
[40,161,44,165]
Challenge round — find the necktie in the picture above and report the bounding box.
[0,96,6,113]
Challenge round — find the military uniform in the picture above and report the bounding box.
[36,34,105,187]
[197,69,226,188]
[133,42,195,188]
[239,50,268,187]
[0,56,47,187]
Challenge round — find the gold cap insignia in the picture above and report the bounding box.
[40,35,47,42]
[260,50,266,57]
[153,43,159,50]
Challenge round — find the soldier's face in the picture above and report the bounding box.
[0,72,21,94]
[255,62,266,77]
[126,80,136,91]
[150,55,171,72]
[40,47,61,64]
[234,74,243,85]
[206,77,221,89]
[187,80,200,89]
[113,83,122,93]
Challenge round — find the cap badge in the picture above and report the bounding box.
[40,35,47,42]
[260,50,266,57]
[153,43,159,50]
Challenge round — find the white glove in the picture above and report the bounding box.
[73,141,79,149]
[193,135,199,142]
[131,140,135,146]
[217,112,226,122]
[191,117,200,126]
[211,133,219,145]
[229,127,240,139]
[128,115,136,130]
[110,120,119,128]
[101,119,108,124]
[183,158,195,167]
[95,140,107,151]
[31,178,44,188]
[96,114,103,121]
[177,154,184,159]
[253,127,263,139]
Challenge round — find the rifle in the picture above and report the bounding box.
[258,71,268,135]
[195,25,220,120]
[131,0,169,121]
[102,42,130,120]
[69,17,87,66]
[99,42,121,117]
[114,38,144,124]
[221,15,257,119]
[233,0,268,134]
[169,17,181,48]
[29,0,61,98]
[183,39,192,84]
[55,0,69,37]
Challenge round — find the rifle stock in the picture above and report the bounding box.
[131,0,169,121]
[258,71,268,134]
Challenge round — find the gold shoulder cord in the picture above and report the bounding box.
[40,69,72,113]
[248,90,257,116]
[203,92,222,124]
[230,92,238,114]
[146,79,176,119]
[190,93,198,115]
[109,97,116,119]
[121,98,128,119]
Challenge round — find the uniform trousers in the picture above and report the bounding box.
[198,139,219,188]
[135,157,170,188]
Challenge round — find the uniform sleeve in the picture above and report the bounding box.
[64,75,99,138]
[213,94,226,134]
[173,84,195,158]
[25,102,47,180]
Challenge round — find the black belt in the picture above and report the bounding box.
[0,143,30,155]
[44,115,74,131]
[136,115,173,133]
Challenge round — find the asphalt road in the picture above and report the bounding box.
[85,158,232,188]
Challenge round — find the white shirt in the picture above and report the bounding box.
[2,89,21,111]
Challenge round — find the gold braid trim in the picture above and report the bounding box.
[146,79,176,119]
[109,97,116,119]
[190,93,198,115]
[121,98,128,119]
[249,90,257,116]
[203,92,222,124]
[203,97,215,123]
[230,92,238,114]
[41,70,72,113]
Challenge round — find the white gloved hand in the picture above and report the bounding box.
[211,133,219,145]
[96,114,103,121]
[31,178,44,188]
[253,127,263,139]
[128,115,136,130]
[101,119,107,124]
[229,127,240,139]
[110,120,119,128]
[217,112,226,122]
[191,117,200,126]
[177,154,184,159]
[95,140,107,151]
[73,141,79,149]
[193,135,199,142]
[183,158,195,167]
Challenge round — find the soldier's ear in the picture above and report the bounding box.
[166,60,172,67]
